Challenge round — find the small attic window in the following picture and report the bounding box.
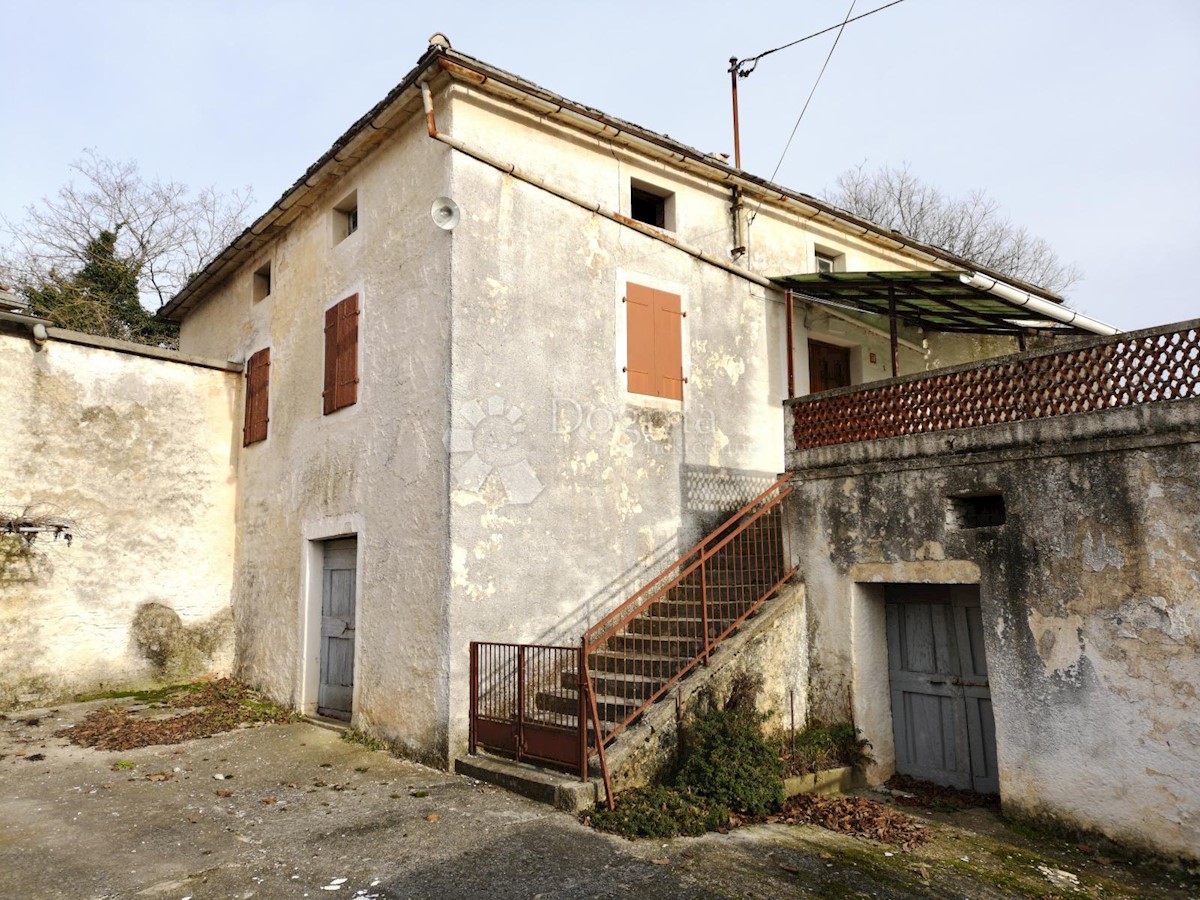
[333,190,359,244]
[947,492,1007,529]
[252,261,272,302]
[815,251,841,274]
[630,179,675,232]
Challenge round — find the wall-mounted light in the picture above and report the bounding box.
[430,197,461,231]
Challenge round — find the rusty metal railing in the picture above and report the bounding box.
[791,320,1200,451]
[468,475,797,805]
[581,475,796,803]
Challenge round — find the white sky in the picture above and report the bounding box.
[2,0,1197,329]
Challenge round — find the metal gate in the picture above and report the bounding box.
[886,584,998,793]
[469,643,586,772]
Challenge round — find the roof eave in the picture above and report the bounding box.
[159,47,446,322]
[162,46,1067,321]
[431,51,1066,305]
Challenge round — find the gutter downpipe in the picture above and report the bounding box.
[960,273,1118,336]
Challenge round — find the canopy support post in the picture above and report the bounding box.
[785,289,795,399]
[888,283,900,377]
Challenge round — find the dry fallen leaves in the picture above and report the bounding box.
[54,679,295,751]
[767,794,928,849]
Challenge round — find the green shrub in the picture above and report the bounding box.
[588,786,730,838]
[675,707,785,815]
[780,721,873,776]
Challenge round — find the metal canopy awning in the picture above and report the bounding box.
[771,270,1091,336]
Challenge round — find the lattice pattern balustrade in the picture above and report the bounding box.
[792,323,1200,451]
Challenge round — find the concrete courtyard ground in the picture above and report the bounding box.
[1,698,1196,899]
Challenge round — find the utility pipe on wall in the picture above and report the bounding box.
[420,81,926,367]
[419,81,777,295]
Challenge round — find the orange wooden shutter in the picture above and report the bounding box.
[654,290,684,400]
[625,283,655,397]
[626,283,684,399]
[336,294,359,410]
[243,347,270,445]
[323,305,339,415]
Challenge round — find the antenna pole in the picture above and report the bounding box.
[729,57,742,169]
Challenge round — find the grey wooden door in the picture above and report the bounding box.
[318,539,357,721]
[886,585,999,793]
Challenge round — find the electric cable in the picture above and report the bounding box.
[733,0,909,77]
[747,0,858,229]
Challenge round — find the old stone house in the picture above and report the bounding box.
[2,41,1194,860]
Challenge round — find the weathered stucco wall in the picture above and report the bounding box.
[785,397,1200,860]
[442,86,787,759]
[170,71,1032,766]
[0,325,239,707]
[437,85,1016,760]
[178,102,454,763]
[448,85,1016,389]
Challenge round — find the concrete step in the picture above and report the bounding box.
[455,753,604,813]
[626,615,710,637]
[303,714,350,734]
[560,669,664,700]
[606,633,706,656]
[536,689,640,723]
[587,650,693,678]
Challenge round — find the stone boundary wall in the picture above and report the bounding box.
[0,322,240,707]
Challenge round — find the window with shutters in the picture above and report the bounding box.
[323,294,360,415]
[243,347,271,446]
[624,282,684,401]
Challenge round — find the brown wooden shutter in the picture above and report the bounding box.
[243,347,270,446]
[625,283,655,396]
[336,294,359,410]
[323,305,339,415]
[654,291,684,400]
[323,295,360,415]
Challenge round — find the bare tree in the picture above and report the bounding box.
[3,149,253,312]
[825,162,1081,294]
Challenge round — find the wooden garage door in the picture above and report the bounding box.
[886,584,999,794]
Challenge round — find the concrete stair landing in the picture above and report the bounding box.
[455,752,606,813]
